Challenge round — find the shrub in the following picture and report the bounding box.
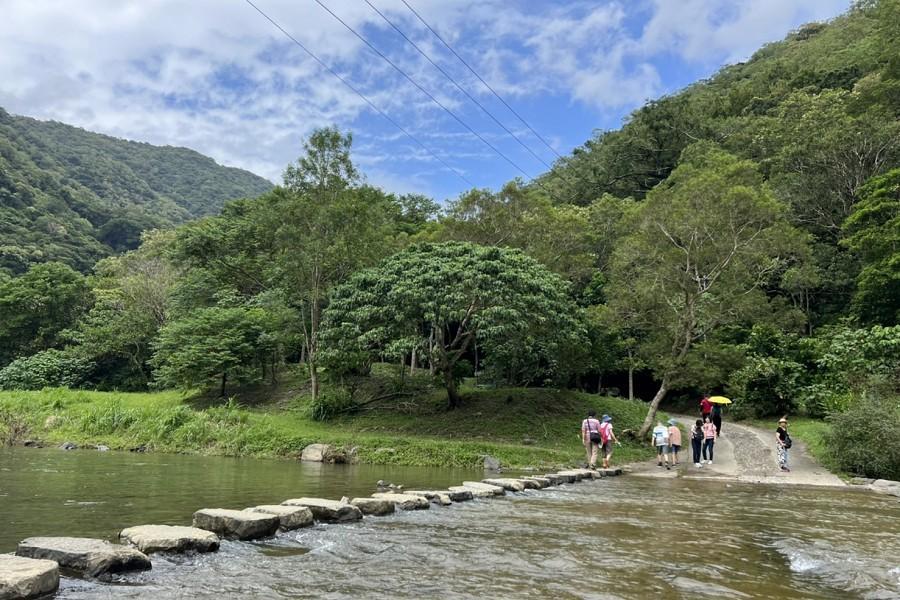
[307,387,356,421]
[825,393,900,480]
[0,350,92,390]
[727,355,802,418]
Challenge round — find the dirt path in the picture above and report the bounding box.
[629,417,845,487]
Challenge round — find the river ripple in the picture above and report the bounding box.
[44,476,900,599]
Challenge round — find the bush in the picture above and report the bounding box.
[0,350,92,390]
[727,355,802,418]
[307,387,356,421]
[825,393,900,480]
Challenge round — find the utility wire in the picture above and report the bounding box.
[242,0,476,188]
[400,0,564,160]
[363,0,572,188]
[312,0,541,185]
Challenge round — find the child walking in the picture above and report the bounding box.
[702,416,717,465]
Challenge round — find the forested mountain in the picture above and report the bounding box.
[0,108,273,273]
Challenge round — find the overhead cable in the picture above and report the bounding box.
[242,0,476,188]
[400,0,564,160]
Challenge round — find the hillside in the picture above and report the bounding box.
[0,108,273,273]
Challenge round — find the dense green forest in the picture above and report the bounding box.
[0,108,273,273]
[1,0,899,478]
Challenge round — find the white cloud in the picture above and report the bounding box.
[0,0,853,195]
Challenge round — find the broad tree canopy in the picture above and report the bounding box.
[321,242,588,408]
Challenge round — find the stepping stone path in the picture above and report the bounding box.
[350,498,396,516]
[442,488,474,502]
[246,506,314,530]
[405,490,453,506]
[192,509,279,540]
[119,525,219,554]
[282,498,363,523]
[370,493,430,510]
[16,537,151,578]
[461,481,506,496]
[0,555,59,600]
[5,460,622,599]
[482,478,527,492]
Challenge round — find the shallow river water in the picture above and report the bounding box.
[2,447,899,599]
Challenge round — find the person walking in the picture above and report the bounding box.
[702,415,717,465]
[712,402,723,437]
[652,420,670,470]
[776,417,792,472]
[581,410,602,469]
[599,414,620,469]
[700,394,713,421]
[690,419,704,468]
[667,419,682,465]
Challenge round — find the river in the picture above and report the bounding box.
[2,447,899,599]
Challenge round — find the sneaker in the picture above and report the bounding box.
[707,460,712,465]
[657,461,663,467]
[698,463,703,468]
[694,462,701,468]
[665,464,670,470]
[781,466,791,472]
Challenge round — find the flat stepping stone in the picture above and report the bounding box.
[16,537,151,578]
[0,555,59,600]
[482,478,526,492]
[599,468,623,477]
[246,505,314,530]
[350,498,396,516]
[281,498,363,523]
[521,476,551,488]
[443,488,475,501]
[539,474,564,485]
[461,481,506,496]
[405,490,453,506]
[551,472,577,483]
[119,525,219,554]
[370,493,430,510]
[192,509,279,540]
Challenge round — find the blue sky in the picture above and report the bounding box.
[0,0,851,202]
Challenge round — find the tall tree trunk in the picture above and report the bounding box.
[628,352,634,402]
[220,372,228,398]
[596,374,602,394]
[410,348,417,375]
[428,326,436,376]
[444,365,461,410]
[308,275,321,401]
[637,376,669,437]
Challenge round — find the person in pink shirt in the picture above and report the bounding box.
[667,419,682,466]
[702,415,717,464]
[581,410,602,469]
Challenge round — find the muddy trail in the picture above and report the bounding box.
[630,418,845,487]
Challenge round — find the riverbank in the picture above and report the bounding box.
[0,387,655,469]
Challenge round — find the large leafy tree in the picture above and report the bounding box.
[608,143,807,435]
[0,262,91,366]
[321,242,588,409]
[151,306,274,396]
[842,168,900,325]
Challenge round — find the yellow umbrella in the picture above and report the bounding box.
[708,396,732,405]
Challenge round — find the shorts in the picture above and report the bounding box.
[656,445,668,455]
[601,441,612,454]
[670,444,681,453]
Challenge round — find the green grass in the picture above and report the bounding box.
[0,385,657,469]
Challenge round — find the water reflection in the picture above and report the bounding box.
[2,449,899,599]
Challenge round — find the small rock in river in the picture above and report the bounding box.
[96,445,110,452]
[23,439,42,448]
[482,455,501,471]
[59,442,77,451]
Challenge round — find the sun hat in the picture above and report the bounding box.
[601,414,611,422]
[778,417,787,423]
[667,418,676,425]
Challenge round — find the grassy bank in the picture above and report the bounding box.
[0,386,656,469]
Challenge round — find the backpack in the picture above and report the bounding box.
[600,422,612,444]
[692,426,703,442]
[783,433,793,449]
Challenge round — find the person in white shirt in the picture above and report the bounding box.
[652,421,670,470]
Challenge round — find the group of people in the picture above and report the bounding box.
[580,410,621,469]
[581,396,793,474]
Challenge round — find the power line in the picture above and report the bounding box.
[242,0,476,189]
[400,0,564,161]
[311,0,541,184]
[364,0,558,175]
